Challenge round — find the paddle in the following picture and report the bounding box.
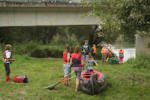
[44,72,74,90]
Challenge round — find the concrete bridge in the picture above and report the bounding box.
[0,2,101,27]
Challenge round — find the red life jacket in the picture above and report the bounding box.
[63,51,70,64]
[71,53,82,67]
[13,76,28,83]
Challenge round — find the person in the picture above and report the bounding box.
[119,49,124,64]
[63,45,71,87]
[82,40,90,69]
[70,45,83,92]
[3,44,16,83]
[91,44,97,60]
[106,50,112,62]
[101,45,108,63]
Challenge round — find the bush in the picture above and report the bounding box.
[30,47,64,58]
[30,47,46,58]
[25,42,39,53]
[127,54,150,69]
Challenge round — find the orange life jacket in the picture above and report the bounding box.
[119,50,124,54]
[101,47,108,54]
[92,47,97,54]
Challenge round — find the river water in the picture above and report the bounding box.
[106,43,136,62]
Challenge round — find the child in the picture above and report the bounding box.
[70,45,83,92]
[3,44,15,83]
[101,45,108,63]
[82,40,90,69]
[119,49,124,64]
[91,44,97,60]
[63,45,71,87]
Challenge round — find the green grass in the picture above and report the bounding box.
[0,55,150,100]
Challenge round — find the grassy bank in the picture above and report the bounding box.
[0,55,150,100]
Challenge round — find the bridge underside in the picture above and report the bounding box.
[0,5,101,27]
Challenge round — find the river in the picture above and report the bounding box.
[106,42,136,62]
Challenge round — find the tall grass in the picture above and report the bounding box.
[127,54,150,69]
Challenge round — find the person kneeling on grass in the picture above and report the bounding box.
[70,45,83,92]
[3,44,16,83]
[63,45,71,87]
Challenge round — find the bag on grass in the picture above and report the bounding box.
[13,75,28,83]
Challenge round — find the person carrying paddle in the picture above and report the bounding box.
[63,45,71,87]
[91,44,97,60]
[70,45,83,92]
[3,44,16,83]
[119,49,124,64]
[101,45,108,63]
[82,40,90,69]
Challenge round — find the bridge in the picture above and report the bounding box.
[0,1,101,27]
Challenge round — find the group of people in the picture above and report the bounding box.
[1,41,124,93]
[63,40,96,92]
[101,45,124,64]
[63,43,124,92]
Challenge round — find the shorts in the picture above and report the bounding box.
[74,68,82,79]
[63,64,71,77]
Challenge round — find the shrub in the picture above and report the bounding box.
[30,47,46,58]
[25,42,39,53]
[30,46,64,58]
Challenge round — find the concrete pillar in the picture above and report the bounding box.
[136,34,150,55]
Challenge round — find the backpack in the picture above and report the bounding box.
[13,75,28,83]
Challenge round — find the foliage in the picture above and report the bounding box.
[90,0,150,42]
[30,46,64,58]
[51,27,80,46]
[118,0,150,38]
[85,0,122,43]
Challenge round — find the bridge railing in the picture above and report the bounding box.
[0,0,98,3]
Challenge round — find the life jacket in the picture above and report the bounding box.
[101,47,108,54]
[119,50,124,57]
[107,51,112,57]
[63,51,70,64]
[92,47,97,54]
[71,53,82,67]
[13,75,28,83]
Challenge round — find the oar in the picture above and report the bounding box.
[44,72,74,90]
